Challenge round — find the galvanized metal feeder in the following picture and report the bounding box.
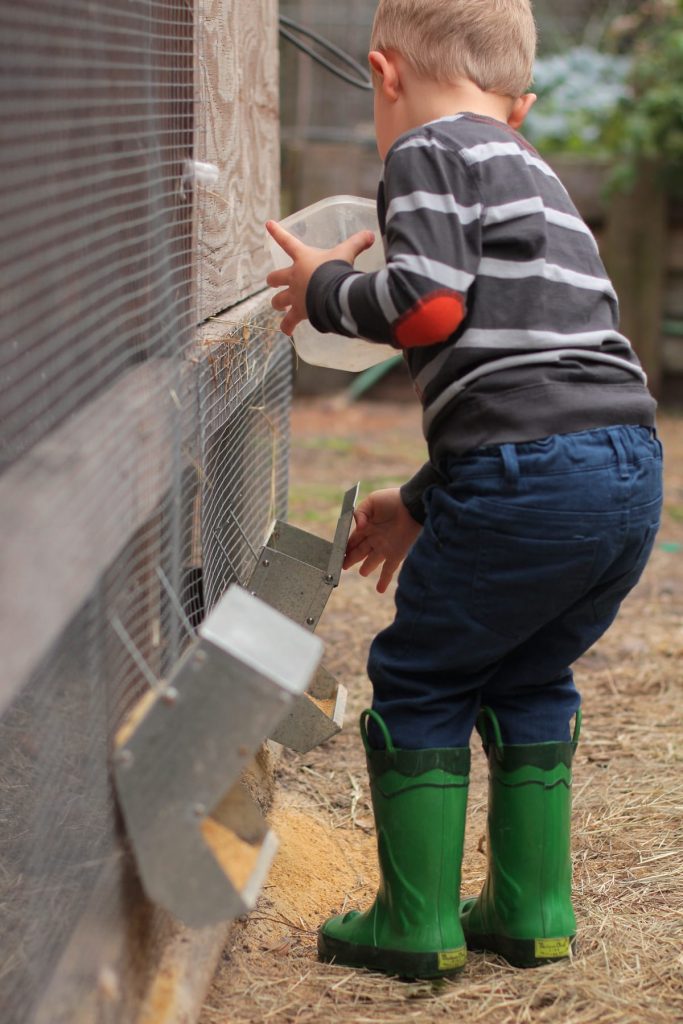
[248,483,358,752]
[113,585,323,928]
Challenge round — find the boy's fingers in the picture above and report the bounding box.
[359,551,383,578]
[343,550,363,570]
[346,522,370,552]
[267,267,291,288]
[344,536,373,568]
[350,505,372,538]
[266,220,302,259]
[271,289,292,312]
[279,309,303,337]
[376,559,397,594]
[336,229,375,264]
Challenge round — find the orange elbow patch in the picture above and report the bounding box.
[393,290,465,348]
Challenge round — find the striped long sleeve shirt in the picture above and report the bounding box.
[306,113,656,521]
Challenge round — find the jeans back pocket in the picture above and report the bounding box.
[471,528,599,640]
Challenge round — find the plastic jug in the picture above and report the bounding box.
[268,196,396,372]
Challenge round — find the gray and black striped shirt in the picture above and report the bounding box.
[306,113,655,520]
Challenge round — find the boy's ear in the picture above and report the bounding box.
[368,50,400,101]
[508,92,537,130]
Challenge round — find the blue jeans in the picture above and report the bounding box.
[367,426,663,748]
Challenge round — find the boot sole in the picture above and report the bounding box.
[317,930,467,979]
[465,931,576,969]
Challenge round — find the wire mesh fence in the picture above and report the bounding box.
[197,314,291,612]
[0,0,195,468]
[0,2,290,1021]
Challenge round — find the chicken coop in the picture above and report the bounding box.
[0,1,335,1021]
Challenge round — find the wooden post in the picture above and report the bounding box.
[194,0,280,321]
[603,162,667,397]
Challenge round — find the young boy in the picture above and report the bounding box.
[266,0,663,979]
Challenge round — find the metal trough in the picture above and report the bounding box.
[113,585,323,928]
[247,484,358,752]
[269,664,347,753]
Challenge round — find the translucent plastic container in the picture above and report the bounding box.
[268,196,396,372]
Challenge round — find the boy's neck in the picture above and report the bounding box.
[369,51,534,161]
[401,72,515,135]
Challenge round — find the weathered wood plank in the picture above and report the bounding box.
[193,287,280,437]
[664,273,683,319]
[662,335,683,373]
[38,917,231,1024]
[603,164,667,397]
[668,226,683,274]
[195,0,280,321]
[0,360,194,717]
[136,923,231,1024]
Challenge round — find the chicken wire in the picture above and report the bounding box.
[198,311,291,613]
[0,2,291,1022]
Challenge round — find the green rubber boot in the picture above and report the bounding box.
[318,709,470,978]
[460,707,581,968]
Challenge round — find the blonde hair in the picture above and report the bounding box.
[370,0,536,97]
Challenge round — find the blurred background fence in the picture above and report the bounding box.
[0,1,285,1021]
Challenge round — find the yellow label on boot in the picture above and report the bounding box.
[438,948,467,970]
[534,937,570,958]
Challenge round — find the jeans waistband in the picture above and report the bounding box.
[441,425,660,481]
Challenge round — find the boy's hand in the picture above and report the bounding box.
[265,220,375,337]
[344,488,422,594]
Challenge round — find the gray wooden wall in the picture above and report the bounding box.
[0,1,286,1022]
[196,0,280,321]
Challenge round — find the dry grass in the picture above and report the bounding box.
[200,398,683,1024]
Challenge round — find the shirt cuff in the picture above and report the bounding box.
[305,260,355,334]
[399,462,444,524]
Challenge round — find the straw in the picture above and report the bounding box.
[200,402,683,1024]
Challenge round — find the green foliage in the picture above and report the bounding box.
[603,3,683,193]
[525,0,683,194]
[524,47,631,155]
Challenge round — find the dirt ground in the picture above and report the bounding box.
[200,387,683,1024]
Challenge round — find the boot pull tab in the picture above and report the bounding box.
[572,708,582,749]
[476,706,504,762]
[359,708,396,756]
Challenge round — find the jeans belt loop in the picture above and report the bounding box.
[608,430,630,480]
[499,443,520,488]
